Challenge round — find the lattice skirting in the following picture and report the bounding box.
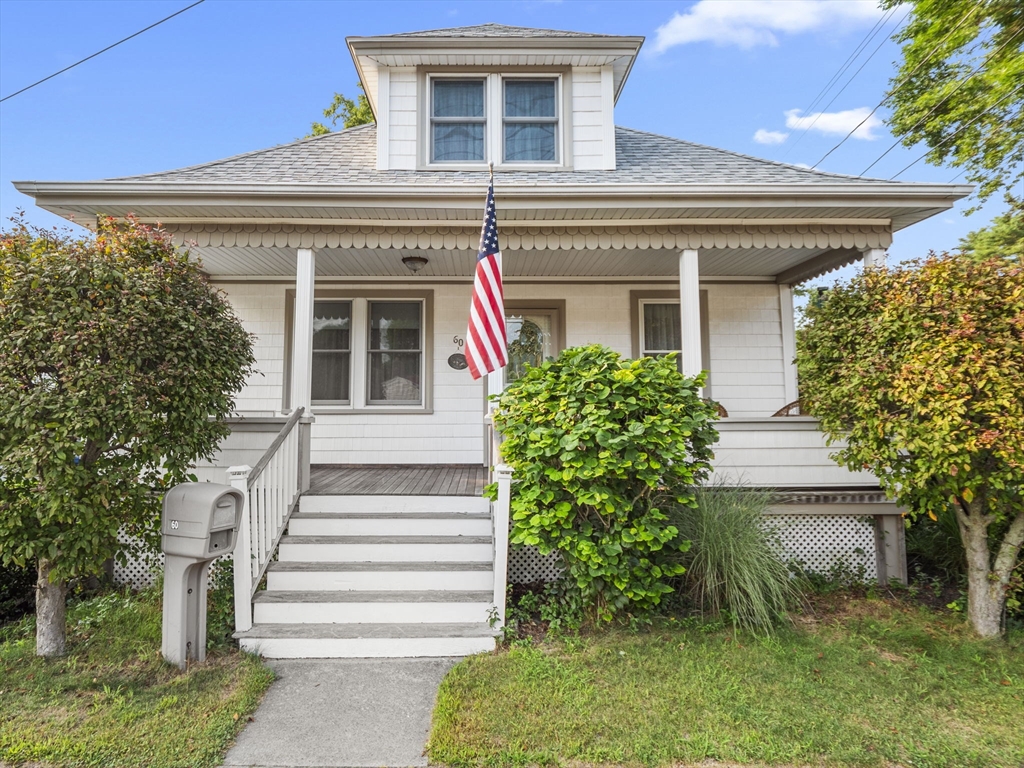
[114,514,895,589]
[506,512,892,585]
[113,544,231,590]
[767,514,877,581]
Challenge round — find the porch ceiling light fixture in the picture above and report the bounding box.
[402,255,429,273]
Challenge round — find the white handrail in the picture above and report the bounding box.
[229,407,306,633]
[492,464,513,629]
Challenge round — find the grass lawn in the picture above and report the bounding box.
[0,589,273,768]
[428,595,1024,768]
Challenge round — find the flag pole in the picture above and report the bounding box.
[489,161,494,182]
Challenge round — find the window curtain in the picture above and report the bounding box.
[311,301,351,402]
[433,80,485,162]
[503,81,556,162]
[643,304,681,352]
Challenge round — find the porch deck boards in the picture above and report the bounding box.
[308,464,487,496]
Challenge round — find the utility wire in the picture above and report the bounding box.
[861,28,1024,176]
[792,7,908,150]
[0,0,206,103]
[890,82,1024,179]
[812,1,985,169]
[780,7,898,161]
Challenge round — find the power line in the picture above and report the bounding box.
[780,7,898,161]
[890,82,1024,179]
[0,0,206,104]
[861,28,1024,176]
[812,1,985,169]
[793,7,908,147]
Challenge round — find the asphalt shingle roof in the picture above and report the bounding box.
[384,22,614,39]
[111,124,895,187]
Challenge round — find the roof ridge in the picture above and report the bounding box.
[108,123,376,181]
[614,125,886,183]
[386,22,612,38]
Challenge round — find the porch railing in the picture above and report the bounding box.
[492,464,513,629]
[228,407,307,633]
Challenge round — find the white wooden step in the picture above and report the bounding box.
[277,535,493,563]
[266,561,493,592]
[287,512,492,537]
[236,622,497,658]
[300,495,489,515]
[252,590,493,624]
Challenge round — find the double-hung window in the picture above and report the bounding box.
[368,301,422,405]
[632,291,711,394]
[503,79,558,163]
[428,76,560,165]
[311,301,352,404]
[304,296,428,410]
[639,301,682,371]
[431,79,486,163]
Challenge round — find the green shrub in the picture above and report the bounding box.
[490,345,719,622]
[206,559,236,650]
[667,484,799,634]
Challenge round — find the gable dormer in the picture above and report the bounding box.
[347,23,643,172]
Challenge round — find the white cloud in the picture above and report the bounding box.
[784,107,882,139]
[754,129,789,145]
[652,0,883,52]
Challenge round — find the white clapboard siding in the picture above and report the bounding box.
[572,67,607,170]
[211,280,810,466]
[388,69,417,170]
[711,420,877,487]
[705,283,788,417]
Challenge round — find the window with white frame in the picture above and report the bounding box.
[311,301,351,404]
[428,75,560,166]
[639,301,683,371]
[431,79,486,163]
[503,79,558,163]
[367,301,422,405]
[305,297,427,409]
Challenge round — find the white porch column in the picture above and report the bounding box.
[778,284,798,405]
[291,248,315,412]
[862,248,888,269]
[678,249,703,381]
[292,248,315,491]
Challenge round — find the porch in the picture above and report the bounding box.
[308,464,487,496]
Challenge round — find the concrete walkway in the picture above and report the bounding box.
[222,658,459,768]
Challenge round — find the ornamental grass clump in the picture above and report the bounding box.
[490,345,720,622]
[668,483,799,634]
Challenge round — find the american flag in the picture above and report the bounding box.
[465,181,507,380]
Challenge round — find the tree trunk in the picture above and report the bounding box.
[957,502,1024,639]
[35,559,67,657]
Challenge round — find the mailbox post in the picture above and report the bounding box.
[161,483,245,668]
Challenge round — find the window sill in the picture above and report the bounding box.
[311,406,434,416]
[418,162,570,172]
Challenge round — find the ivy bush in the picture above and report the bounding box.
[490,345,719,621]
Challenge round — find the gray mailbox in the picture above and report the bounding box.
[161,482,245,668]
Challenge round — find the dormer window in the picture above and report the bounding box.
[426,74,561,167]
[503,79,558,163]
[430,79,486,163]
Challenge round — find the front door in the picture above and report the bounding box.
[485,305,563,464]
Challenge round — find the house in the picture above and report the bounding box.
[14,23,970,658]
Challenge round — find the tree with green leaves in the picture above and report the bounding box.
[798,254,1023,638]
[0,216,255,656]
[959,196,1024,261]
[490,345,719,622]
[307,83,374,137]
[882,0,1023,205]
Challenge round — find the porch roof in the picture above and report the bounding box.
[15,125,969,233]
[14,124,970,283]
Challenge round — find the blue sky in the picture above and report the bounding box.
[0,0,1011,287]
